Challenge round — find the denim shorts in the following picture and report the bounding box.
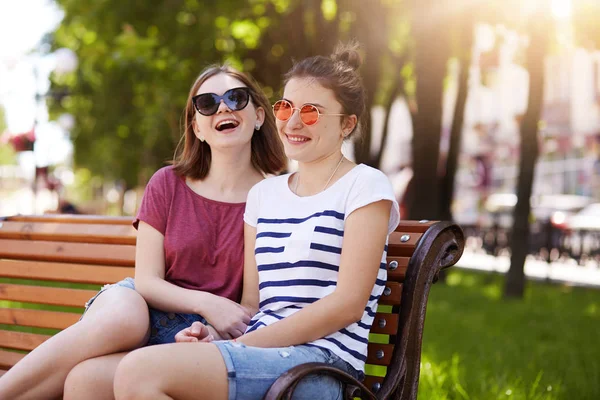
[213,340,361,400]
[82,277,206,346]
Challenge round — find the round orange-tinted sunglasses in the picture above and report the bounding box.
[272,100,346,126]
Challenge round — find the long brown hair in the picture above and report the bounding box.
[173,65,286,179]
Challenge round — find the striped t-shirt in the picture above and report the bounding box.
[244,164,400,373]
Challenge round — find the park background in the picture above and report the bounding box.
[0,0,599,398]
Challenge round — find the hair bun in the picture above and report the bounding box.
[331,41,362,70]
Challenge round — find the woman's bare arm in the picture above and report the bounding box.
[134,221,251,338]
[238,200,392,347]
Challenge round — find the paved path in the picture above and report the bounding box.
[456,249,600,288]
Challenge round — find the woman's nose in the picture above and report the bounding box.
[287,108,303,128]
[216,99,231,113]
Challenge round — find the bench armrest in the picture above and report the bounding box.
[263,362,377,400]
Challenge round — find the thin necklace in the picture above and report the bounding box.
[294,154,345,195]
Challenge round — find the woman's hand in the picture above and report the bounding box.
[201,295,253,339]
[175,321,214,343]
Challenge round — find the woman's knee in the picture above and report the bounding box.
[82,287,150,346]
[113,351,155,400]
[63,360,107,400]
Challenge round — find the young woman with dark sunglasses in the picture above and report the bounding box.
[112,42,400,400]
[0,65,286,400]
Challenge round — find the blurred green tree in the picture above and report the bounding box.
[49,0,249,188]
[49,0,414,188]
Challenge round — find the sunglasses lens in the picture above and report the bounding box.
[194,94,219,116]
[273,100,292,121]
[300,104,319,125]
[224,88,250,111]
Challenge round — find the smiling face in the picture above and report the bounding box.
[192,73,265,151]
[277,77,356,163]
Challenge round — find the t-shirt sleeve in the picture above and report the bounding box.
[345,168,401,235]
[244,181,261,227]
[133,168,170,235]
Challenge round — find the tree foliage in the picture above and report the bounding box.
[49,0,412,188]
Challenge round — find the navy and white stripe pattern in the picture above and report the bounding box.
[244,164,400,373]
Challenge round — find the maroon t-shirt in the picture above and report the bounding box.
[134,166,245,302]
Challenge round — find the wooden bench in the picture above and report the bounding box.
[0,214,464,400]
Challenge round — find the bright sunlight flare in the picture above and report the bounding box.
[551,0,572,19]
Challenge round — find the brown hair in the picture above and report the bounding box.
[172,65,286,179]
[284,41,366,138]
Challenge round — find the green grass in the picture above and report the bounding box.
[419,270,600,400]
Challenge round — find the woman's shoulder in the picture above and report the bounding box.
[148,166,180,183]
[345,164,392,189]
[355,164,388,179]
[144,166,181,193]
[252,172,290,192]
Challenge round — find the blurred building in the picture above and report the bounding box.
[448,23,600,224]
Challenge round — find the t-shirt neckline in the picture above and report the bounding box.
[285,163,365,200]
[178,175,246,206]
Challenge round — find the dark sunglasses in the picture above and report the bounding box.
[272,99,345,126]
[192,87,251,116]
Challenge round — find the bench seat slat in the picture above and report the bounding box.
[0,330,50,351]
[0,222,136,245]
[0,308,80,330]
[366,343,394,366]
[0,284,96,307]
[0,349,25,370]
[0,239,135,266]
[0,260,132,284]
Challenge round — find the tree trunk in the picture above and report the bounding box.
[348,0,388,165]
[407,0,450,220]
[439,23,473,221]
[374,63,405,168]
[503,16,549,299]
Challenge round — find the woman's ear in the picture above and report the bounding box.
[342,115,358,137]
[255,106,266,127]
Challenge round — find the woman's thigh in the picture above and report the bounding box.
[114,342,229,400]
[213,342,349,400]
[115,342,350,400]
[79,278,150,350]
[83,277,207,347]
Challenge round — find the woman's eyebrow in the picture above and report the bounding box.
[281,98,327,109]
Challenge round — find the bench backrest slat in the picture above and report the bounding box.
[0,330,51,351]
[0,283,97,307]
[0,308,80,330]
[0,239,136,266]
[0,221,136,245]
[385,256,408,281]
[387,232,423,257]
[0,349,25,371]
[0,260,132,284]
[2,215,134,225]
